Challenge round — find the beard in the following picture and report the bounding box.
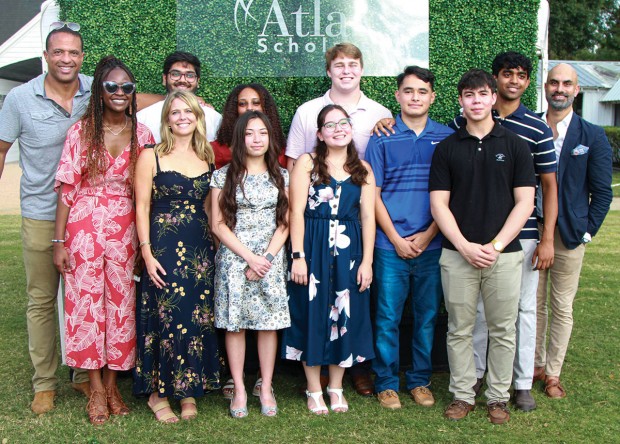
[546,92,574,111]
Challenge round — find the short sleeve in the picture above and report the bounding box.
[285,109,307,160]
[0,91,21,143]
[511,138,536,188]
[211,165,228,189]
[54,122,84,207]
[365,135,385,187]
[428,142,451,191]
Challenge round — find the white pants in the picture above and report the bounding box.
[472,239,538,390]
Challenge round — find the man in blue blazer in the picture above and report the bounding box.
[535,63,613,398]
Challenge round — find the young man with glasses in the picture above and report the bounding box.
[137,51,222,143]
[366,66,453,409]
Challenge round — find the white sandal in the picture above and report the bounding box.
[222,378,234,400]
[327,386,349,413]
[305,390,328,415]
[252,377,262,397]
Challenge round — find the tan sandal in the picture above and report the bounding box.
[148,396,179,423]
[87,390,109,425]
[106,385,130,416]
[180,397,197,420]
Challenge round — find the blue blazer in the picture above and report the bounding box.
[557,113,613,249]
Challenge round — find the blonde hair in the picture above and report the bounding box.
[156,90,214,164]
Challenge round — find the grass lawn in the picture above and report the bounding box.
[613,169,620,197]
[0,213,618,443]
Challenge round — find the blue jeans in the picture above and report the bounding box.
[372,247,442,392]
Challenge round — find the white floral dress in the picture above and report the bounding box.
[282,176,375,367]
[211,165,291,331]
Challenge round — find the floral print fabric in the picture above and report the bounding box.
[133,155,220,399]
[283,176,375,367]
[211,166,291,332]
[55,121,154,370]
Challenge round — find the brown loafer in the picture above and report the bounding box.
[544,377,566,398]
[31,390,55,414]
[444,400,474,421]
[487,401,510,424]
[72,381,92,398]
[351,372,374,397]
[410,386,435,407]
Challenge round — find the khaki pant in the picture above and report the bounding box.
[440,249,523,404]
[535,226,585,377]
[22,218,88,392]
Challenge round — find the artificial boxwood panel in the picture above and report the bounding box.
[58,0,540,130]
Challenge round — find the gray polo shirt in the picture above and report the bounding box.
[0,73,92,220]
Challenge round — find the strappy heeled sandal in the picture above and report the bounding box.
[326,386,349,413]
[259,387,277,417]
[87,390,110,425]
[106,385,130,416]
[222,378,235,400]
[305,390,328,415]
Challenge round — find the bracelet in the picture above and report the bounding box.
[51,239,65,244]
[139,241,151,248]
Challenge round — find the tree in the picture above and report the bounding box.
[549,0,620,60]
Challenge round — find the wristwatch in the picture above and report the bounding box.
[491,239,504,253]
[263,252,275,263]
[291,251,305,259]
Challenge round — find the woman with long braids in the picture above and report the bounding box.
[283,104,376,414]
[212,83,286,169]
[53,55,154,425]
[211,111,290,417]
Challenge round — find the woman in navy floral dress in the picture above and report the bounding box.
[283,105,376,414]
[134,91,219,423]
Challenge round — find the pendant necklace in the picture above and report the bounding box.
[103,117,128,136]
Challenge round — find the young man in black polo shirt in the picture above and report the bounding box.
[429,69,535,424]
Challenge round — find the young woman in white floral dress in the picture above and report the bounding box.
[211,110,290,418]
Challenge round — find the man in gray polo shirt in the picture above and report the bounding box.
[0,24,93,415]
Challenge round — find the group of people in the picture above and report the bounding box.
[0,22,613,427]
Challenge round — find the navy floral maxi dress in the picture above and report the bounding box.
[134,153,220,399]
[283,175,375,367]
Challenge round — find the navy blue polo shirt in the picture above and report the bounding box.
[450,104,556,240]
[366,115,454,251]
[429,123,536,253]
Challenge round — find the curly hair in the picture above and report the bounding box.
[219,111,288,231]
[156,91,214,164]
[215,83,286,150]
[81,55,139,183]
[311,104,368,186]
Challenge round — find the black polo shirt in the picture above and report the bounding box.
[429,123,536,253]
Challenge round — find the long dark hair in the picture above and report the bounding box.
[215,83,286,150]
[311,104,368,186]
[219,111,288,230]
[81,55,139,183]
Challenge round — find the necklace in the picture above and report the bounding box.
[103,117,128,136]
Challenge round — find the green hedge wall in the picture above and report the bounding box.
[604,127,620,165]
[58,0,540,130]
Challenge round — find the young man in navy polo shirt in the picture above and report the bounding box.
[429,69,535,424]
[451,52,558,411]
[366,66,453,409]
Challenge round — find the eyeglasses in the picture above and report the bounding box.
[168,70,197,81]
[103,81,136,95]
[322,118,352,132]
[49,21,81,32]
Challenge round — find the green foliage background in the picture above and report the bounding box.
[58,0,540,130]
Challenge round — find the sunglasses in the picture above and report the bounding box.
[49,21,81,32]
[103,81,136,95]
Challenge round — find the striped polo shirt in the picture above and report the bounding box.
[366,115,454,251]
[450,104,556,240]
